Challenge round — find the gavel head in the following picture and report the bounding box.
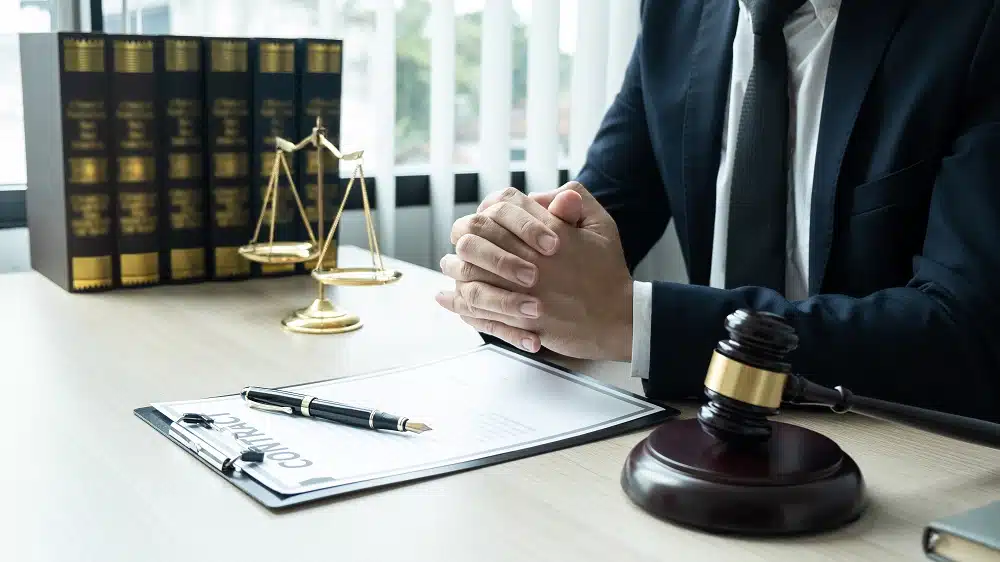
[697,309,799,443]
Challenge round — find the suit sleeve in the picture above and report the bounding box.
[574,4,670,272]
[642,4,1000,423]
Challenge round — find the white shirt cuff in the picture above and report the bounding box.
[630,280,653,379]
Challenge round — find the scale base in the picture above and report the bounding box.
[281,298,362,335]
[621,418,866,536]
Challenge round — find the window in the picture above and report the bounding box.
[0,0,54,191]
[99,0,577,171]
[395,0,574,168]
[1,0,586,226]
[511,0,575,165]
[99,0,380,175]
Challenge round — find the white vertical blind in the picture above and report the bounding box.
[53,0,78,31]
[568,0,609,178]
[478,0,513,199]
[605,0,640,106]
[373,0,397,257]
[429,0,456,261]
[525,1,560,194]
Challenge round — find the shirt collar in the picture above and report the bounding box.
[807,0,841,29]
[739,0,841,29]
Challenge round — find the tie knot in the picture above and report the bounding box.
[744,0,808,34]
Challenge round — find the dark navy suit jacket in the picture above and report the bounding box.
[576,0,1000,421]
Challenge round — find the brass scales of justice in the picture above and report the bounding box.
[237,117,401,334]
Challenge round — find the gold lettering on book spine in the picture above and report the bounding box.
[72,256,113,290]
[170,248,205,280]
[169,188,202,230]
[119,192,157,235]
[211,40,248,72]
[70,194,111,237]
[306,150,336,175]
[260,152,277,178]
[118,156,155,183]
[113,39,154,73]
[215,247,250,277]
[169,153,201,180]
[214,153,249,178]
[260,42,294,73]
[166,39,199,72]
[120,252,159,285]
[63,38,105,73]
[306,43,341,73]
[68,157,108,184]
[214,187,249,228]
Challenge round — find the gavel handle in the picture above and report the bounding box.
[783,375,1000,449]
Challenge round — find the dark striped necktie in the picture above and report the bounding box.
[725,0,807,292]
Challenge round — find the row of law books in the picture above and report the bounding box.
[20,31,344,293]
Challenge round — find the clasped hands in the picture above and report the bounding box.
[434,182,634,362]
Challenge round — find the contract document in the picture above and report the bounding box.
[140,344,677,507]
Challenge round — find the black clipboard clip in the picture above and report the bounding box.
[168,413,265,474]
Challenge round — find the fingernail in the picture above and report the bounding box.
[538,234,556,253]
[521,338,537,352]
[516,267,535,286]
[519,301,538,317]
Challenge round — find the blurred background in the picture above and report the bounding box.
[0,0,685,284]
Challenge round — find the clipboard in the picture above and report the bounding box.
[134,344,680,510]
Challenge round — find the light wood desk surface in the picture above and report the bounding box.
[2,246,998,561]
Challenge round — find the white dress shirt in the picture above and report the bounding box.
[630,0,841,379]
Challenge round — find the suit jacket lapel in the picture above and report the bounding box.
[681,0,738,286]
[809,0,910,295]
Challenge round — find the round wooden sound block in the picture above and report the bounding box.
[621,418,866,536]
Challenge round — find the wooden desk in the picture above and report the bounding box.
[2,246,998,561]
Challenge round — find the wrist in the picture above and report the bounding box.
[608,278,634,362]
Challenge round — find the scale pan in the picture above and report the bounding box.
[239,242,319,264]
[311,267,403,286]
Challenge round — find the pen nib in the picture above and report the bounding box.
[405,421,432,433]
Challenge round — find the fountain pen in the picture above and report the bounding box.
[240,386,432,434]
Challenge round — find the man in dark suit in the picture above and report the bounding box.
[434,0,1000,422]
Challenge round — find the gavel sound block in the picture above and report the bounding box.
[621,309,1000,536]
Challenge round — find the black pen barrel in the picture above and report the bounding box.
[242,387,305,411]
[311,399,405,431]
[242,387,409,432]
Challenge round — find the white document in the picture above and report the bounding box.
[152,345,667,496]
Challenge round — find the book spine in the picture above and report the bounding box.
[158,36,207,283]
[296,38,343,272]
[251,38,299,277]
[109,35,160,288]
[59,34,116,291]
[204,37,252,281]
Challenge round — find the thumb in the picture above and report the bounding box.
[561,181,608,230]
[525,189,560,209]
[546,189,584,226]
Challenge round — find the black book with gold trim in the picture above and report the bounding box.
[108,34,160,288]
[203,37,253,281]
[157,35,207,283]
[250,38,299,278]
[296,38,343,272]
[20,32,116,292]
